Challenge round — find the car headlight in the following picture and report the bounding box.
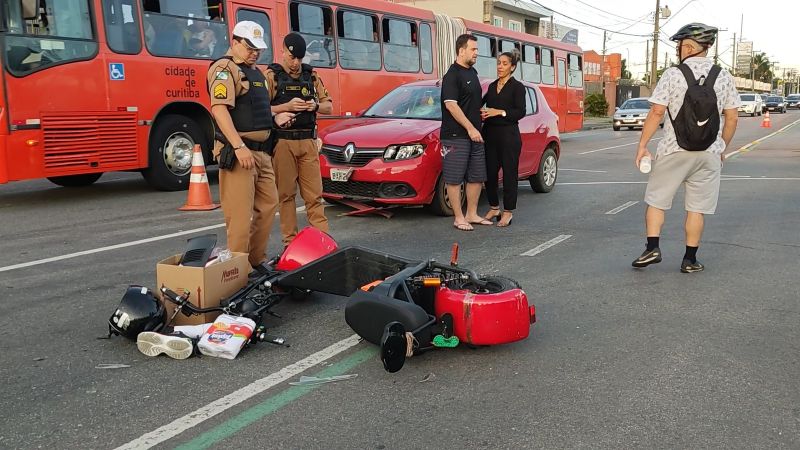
[778,103,785,107]
[384,144,425,161]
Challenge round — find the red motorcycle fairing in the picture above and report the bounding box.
[275,227,339,272]
[434,286,535,346]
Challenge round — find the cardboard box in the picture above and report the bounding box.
[156,252,250,325]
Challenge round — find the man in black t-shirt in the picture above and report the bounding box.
[440,34,491,231]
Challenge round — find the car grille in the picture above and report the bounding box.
[321,145,384,167]
[323,179,382,198]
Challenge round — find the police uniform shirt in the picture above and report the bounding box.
[207,50,270,142]
[265,66,331,120]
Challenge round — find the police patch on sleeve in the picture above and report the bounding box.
[215,70,230,80]
[213,84,227,99]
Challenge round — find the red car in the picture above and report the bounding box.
[319,79,560,215]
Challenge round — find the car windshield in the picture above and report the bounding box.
[740,95,755,101]
[787,95,800,100]
[621,100,650,110]
[363,86,442,120]
[767,97,783,102]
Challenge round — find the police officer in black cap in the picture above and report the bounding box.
[266,33,332,246]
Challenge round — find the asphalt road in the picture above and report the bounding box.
[1,111,798,449]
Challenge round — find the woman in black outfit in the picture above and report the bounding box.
[481,50,526,227]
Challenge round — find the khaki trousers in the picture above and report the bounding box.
[272,138,329,245]
[218,151,279,267]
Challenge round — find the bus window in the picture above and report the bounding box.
[336,10,380,70]
[141,1,228,59]
[236,9,273,65]
[382,18,419,73]
[500,40,517,53]
[3,0,98,76]
[541,47,554,85]
[521,44,540,83]
[419,22,432,74]
[557,58,566,87]
[290,2,334,68]
[103,0,142,55]
[474,34,495,78]
[568,53,583,87]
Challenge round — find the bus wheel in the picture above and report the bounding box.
[426,176,464,216]
[142,115,204,191]
[47,173,102,187]
[529,148,557,193]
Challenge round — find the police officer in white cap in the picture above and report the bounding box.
[207,21,294,275]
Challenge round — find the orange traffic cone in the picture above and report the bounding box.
[179,144,220,211]
[761,110,771,128]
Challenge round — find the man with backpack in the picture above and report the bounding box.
[633,23,740,273]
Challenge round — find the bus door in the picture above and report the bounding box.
[556,57,567,133]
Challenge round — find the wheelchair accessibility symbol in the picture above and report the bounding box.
[109,63,125,81]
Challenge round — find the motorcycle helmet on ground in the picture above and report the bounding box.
[109,286,167,340]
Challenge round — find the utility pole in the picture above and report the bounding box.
[649,0,660,89]
[731,33,736,75]
[602,30,607,93]
[664,51,668,69]
[645,40,650,84]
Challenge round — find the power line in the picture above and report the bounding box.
[523,0,653,37]
[567,0,640,24]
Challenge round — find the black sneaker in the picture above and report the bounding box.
[632,247,662,267]
[680,259,704,273]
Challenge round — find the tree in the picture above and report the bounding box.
[621,58,632,79]
[752,53,773,83]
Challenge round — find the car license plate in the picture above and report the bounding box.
[330,168,353,182]
[623,119,637,123]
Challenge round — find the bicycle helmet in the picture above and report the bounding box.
[109,286,167,340]
[670,23,718,47]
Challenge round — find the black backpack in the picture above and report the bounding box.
[668,64,722,151]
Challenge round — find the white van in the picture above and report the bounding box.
[738,93,763,117]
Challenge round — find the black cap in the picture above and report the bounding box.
[284,33,306,59]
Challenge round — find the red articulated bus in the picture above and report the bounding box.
[0,0,582,190]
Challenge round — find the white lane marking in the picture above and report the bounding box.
[725,117,800,159]
[560,168,607,173]
[0,224,225,273]
[518,177,800,188]
[721,175,752,178]
[115,334,362,450]
[605,201,639,215]
[521,235,572,257]
[578,138,662,155]
[0,205,311,273]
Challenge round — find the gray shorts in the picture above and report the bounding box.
[441,138,487,185]
[645,151,722,214]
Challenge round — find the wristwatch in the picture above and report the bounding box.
[233,142,246,150]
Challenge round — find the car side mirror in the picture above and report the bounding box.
[615,107,620,111]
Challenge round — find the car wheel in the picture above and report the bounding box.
[449,275,521,294]
[426,175,464,216]
[142,114,206,191]
[529,147,557,193]
[613,125,620,131]
[750,112,755,117]
[47,173,103,187]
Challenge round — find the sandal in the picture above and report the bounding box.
[483,207,501,222]
[497,212,513,227]
[453,222,474,231]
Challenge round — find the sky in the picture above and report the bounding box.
[531,0,799,80]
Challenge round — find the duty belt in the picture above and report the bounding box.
[275,129,315,140]
[242,136,272,152]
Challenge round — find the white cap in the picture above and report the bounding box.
[232,21,268,50]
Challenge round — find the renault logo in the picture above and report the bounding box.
[343,143,355,163]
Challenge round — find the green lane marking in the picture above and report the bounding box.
[175,346,378,450]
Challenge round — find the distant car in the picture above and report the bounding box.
[318,79,560,216]
[738,93,763,116]
[765,96,787,114]
[760,94,769,113]
[612,98,663,131]
[786,94,800,109]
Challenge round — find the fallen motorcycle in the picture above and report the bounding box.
[109,228,535,370]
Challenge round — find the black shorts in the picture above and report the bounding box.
[440,138,487,185]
